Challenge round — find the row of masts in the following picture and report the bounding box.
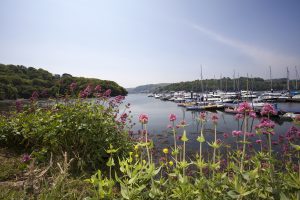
[270,66,299,91]
[199,65,299,92]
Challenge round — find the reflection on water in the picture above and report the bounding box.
[125,94,299,152]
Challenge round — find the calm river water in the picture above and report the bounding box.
[125,94,299,153]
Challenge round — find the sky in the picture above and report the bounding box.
[1,0,300,88]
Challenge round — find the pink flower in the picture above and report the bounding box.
[255,118,275,135]
[199,112,207,121]
[69,82,77,91]
[115,95,124,103]
[237,102,252,114]
[260,103,277,116]
[94,85,101,92]
[232,130,242,137]
[234,113,244,120]
[139,114,149,124]
[256,139,262,144]
[167,125,172,129]
[179,120,186,126]
[249,111,257,119]
[103,89,112,97]
[169,114,177,122]
[120,113,128,123]
[223,133,229,139]
[22,153,31,163]
[30,91,39,101]
[16,99,23,113]
[211,114,219,124]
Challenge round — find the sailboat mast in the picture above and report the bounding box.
[220,74,222,91]
[287,67,290,91]
[233,70,236,91]
[246,73,249,95]
[269,66,273,91]
[200,65,204,93]
[237,73,240,92]
[295,66,299,90]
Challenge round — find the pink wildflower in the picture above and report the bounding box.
[103,89,112,97]
[22,153,31,163]
[237,102,252,114]
[232,130,242,137]
[223,133,229,139]
[94,85,101,92]
[120,113,128,123]
[211,114,219,124]
[260,103,277,116]
[139,114,149,124]
[169,114,177,122]
[69,82,77,91]
[256,139,262,144]
[249,111,257,119]
[16,99,23,113]
[199,112,207,121]
[115,95,124,103]
[234,113,244,120]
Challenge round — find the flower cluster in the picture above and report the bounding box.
[169,114,177,122]
[211,114,218,124]
[260,103,277,116]
[234,113,244,120]
[237,102,252,114]
[255,118,275,135]
[232,130,242,137]
[15,99,23,113]
[69,82,77,92]
[94,85,101,92]
[139,114,149,124]
[199,112,207,121]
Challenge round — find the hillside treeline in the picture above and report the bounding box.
[0,64,127,100]
[158,77,297,92]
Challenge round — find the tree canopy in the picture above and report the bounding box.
[0,64,127,100]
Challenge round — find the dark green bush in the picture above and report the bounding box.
[0,95,132,172]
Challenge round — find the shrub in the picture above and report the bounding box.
[0,90,133,172]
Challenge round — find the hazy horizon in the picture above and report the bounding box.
[1,0,300,88]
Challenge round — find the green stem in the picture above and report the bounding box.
[172,121,178,165]
[144,124,151,164]
[240,114,248,172]
[183,140,186,177]
[109,153,112,181]
[200,123,204,175]
[213,124,217,177]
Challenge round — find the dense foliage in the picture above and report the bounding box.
[0,63,127,100]
[0,89,133,172]
[159,77,297,92]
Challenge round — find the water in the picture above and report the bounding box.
[125,94,299,152]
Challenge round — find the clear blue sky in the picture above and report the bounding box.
[1,0,300,87]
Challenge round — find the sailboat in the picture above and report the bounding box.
[259,66,282,101]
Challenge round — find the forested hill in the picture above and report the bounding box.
[127,83,170,93]
[158,77,296,92]
[0,64,127,100]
